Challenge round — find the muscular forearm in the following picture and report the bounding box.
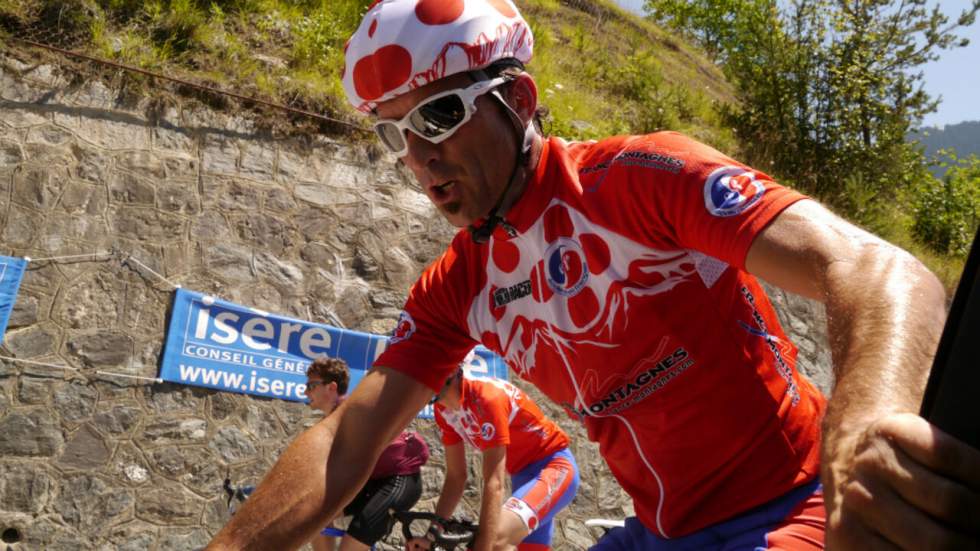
[208,368,430,550]
[475,476,504,551]
[208,413,360,550]
[820,243,946,488]
[434,476,466,519]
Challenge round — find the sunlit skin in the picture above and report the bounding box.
[305,376,343,415]
[374,73,541,228]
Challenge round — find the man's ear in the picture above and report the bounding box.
[328,381,338,393]
[506,73,538,126]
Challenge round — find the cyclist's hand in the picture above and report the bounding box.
[405,537,432,551]
[825,412,980,550]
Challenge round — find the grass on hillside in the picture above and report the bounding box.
[0,0,735,149]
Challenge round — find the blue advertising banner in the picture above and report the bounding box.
[0,255,28,346]
[160,288,507,413]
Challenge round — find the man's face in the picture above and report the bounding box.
[374,73,519,228]
[304,377,340,414]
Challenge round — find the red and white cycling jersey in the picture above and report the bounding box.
[377,132,827,538]
[434,376,569,474]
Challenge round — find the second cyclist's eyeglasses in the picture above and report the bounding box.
[374,77,510,157]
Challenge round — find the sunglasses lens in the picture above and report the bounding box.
[411,94,466,138]
[375,122,406,154]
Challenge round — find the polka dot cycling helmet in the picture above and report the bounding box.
[343,0,534,114]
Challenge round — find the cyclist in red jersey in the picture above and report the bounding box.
[406,368,578,551]
[208,1,980,550]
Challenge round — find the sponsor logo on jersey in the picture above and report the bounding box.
[572,347,694,417]
[703,166,766,217]
[739,286,800,405]
[545,238,589,297]
[390,311,416,344]
[493,280,532,308]
[481,422,496,441]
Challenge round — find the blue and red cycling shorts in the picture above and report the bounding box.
[504,447,580,550]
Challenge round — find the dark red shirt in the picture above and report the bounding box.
[370,430,429,479]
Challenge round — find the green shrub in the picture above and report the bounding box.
[911,152,980,256]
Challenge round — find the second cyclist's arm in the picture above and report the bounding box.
[207,367,431,550]
[474,446,507,551]
[434,443,467,520]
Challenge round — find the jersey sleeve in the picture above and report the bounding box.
[373,236,481,391]
[592,132,808,268]
[434,405,463,446]
[477,383,512,449]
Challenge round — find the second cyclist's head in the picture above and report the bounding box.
[343,0,541,229]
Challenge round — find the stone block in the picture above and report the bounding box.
[65,331,133,368]
[79,116,150,151]
[12,167,63,210]
[111,442,152,485]
[154,123,197,153]
[0,462,53,513]
[202,134,239,175]
[149,445,220,488]
[52,473,134,527]
[295,181,358,207]
[0,409,64,456]
[239,281,283,312]
[58,424,110,469]
[203,242,254,283]
[9,513,82,551]
[110,206,186,242]
[94,404,143,434]
[17,378,50,404]
[100,521,159,551]
[0,137,24,165]
[277,148,318,182]
[38,214,111,248]
[143,418,207,443]
[108,171,155,205]
[59,180,107,214]
[3,324,58,358]
[243,406,285,440]
[253,252,304,287]
[55,272,123,329]
[53,382,98,424]
[25,124,74,147]
[233,213,297,255]
[157,180,201,214]
[208,425,258,464]
[202,177,262,211]
[142,384,207,414]
[114,150,166,179]
[163,154,199,179]
[264,186,297,212]
[9,294,39,328]
[157,528,211,551]
[135,484,205,525]
[71,144,112,183]
[239,142,275,181]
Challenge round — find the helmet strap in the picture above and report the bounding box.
[467,88,536,244]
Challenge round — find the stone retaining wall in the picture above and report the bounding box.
[0,54,831,550]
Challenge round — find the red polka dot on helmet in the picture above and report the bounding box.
[343,0,534,113]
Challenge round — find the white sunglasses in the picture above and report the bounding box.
[373,76,510,157]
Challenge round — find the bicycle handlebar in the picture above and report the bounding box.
[393,510,478,551]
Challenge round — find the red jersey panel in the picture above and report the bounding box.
[434,376,569,474]
[377,132,827,538]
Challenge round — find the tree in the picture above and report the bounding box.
[645,0,980,208]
